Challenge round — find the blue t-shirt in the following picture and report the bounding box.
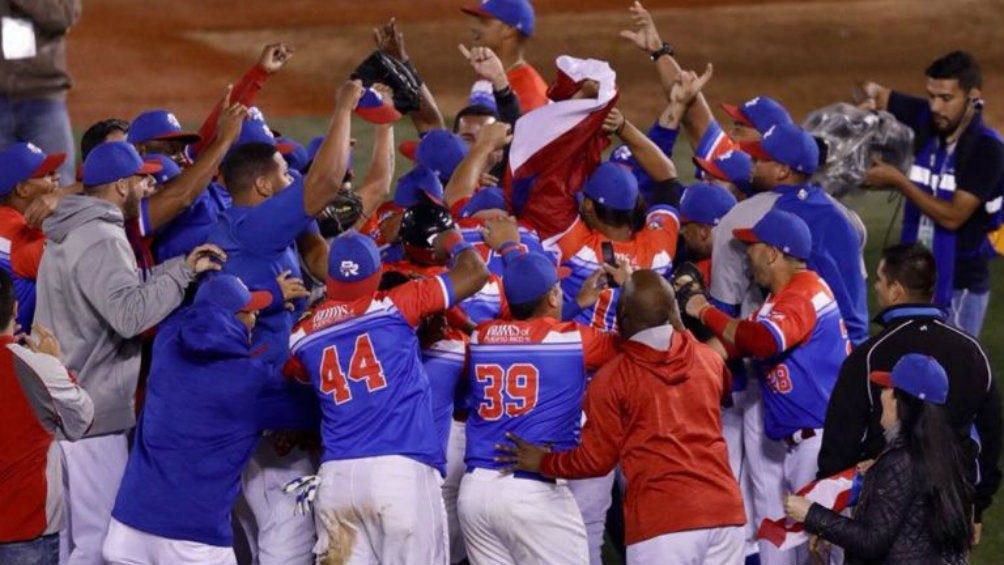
[153,182,232,263]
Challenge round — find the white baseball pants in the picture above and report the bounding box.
[235,440,317,565]
[568,472,615,565]
[314,455,448,565]
[458,468,588,565]
[442,420,468,564]
[626,526,744,565]
[59,433,128,565]
[102,519,236,565]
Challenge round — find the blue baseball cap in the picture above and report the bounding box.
[870,354,949,404]
[693,149,753,194]
[394,166,445,208]
[460,185,507,217]
[462,0,536,36]
[82,141,163,186]
[195,274,272,313]
[416,129,469,184]
[502,251,571,305]
[740,123,820,176]
[680,183,738,226]
[233,107,278,149]
[277,137,309,173]
[326,230,383,301]
[468,80,499,113]
[582,162,639,212]
[720,96,792,134]
[732,208,812,260]
[304,135,354,178]
[127,110,201,145]
[146,153,182,186]
[0,142,66,196]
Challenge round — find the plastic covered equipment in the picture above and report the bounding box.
[803,103,914,198]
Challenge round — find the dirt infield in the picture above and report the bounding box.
[68,0,1003,130]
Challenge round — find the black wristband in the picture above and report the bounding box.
[402,60,424,87]
[650,43,675,62]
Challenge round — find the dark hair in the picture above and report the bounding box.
[589,198,635,230]
[880,244,936,302]
[926,51,982,91]
[0,269,13,330]
[221,143,281,195]
[81,118,130,159]
[452,105,499,133]
[508,293,549,320]
[893,389,973,553]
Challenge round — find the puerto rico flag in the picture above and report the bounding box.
[758,468,863,550]
[506,56,618,239]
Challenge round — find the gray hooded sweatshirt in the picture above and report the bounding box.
[35,194,194,436]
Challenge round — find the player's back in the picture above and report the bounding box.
[756,270,849,440]
[290,292,442,470]
[465,317,590,479]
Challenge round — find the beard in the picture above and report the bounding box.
[122,191,142,220]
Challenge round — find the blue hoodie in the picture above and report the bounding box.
[111,304,312,546]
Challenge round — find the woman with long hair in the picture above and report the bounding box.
[785,353,972,565]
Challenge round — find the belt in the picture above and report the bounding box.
[466,466,556,484]
[784,428,818,448]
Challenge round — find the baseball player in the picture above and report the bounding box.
[286,229,488,565]
[459,245,619,565]
[679,209,849,565]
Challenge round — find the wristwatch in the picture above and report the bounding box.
[650,43,675,62]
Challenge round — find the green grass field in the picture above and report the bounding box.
[258,114,1004,563]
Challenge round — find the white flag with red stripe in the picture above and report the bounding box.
[505,56,618,239]
[757,468,861,550]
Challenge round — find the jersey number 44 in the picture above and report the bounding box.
[319,334,387,404]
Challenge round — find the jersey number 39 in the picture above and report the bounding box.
[319,334,387,405]
[475,363,540,421]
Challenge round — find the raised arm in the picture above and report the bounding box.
[303,81,364,216]
[353,118,396,228]
[375,18,445,133]
[145,90,248,230]
[604,109,676,183]
[444,121,512,207]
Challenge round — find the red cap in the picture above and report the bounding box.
[138,159,164,176]
[720,103,753,127]
[460,5,495,19]
[738,139,772,162]
[31,152,67,178]
[692,156,728,183]
[398,140,419,161]
[243,290,273,312]
[732,227,760,245]
[868,370,893,388]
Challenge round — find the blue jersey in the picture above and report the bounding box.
[112,306,312,546]
[772,184,870,346]
[465,317,618,480]
[153,182,231,263]
[287,275,456,471]
[207,179,314,369]
[421,328,468,451]
[750,271,850,440]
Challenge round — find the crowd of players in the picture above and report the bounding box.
[1,1,1002,565]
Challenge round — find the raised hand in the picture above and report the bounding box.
[862,155,908,190]
[475,121,513,151]
[619,1,663,52]
[481,214,521,251]
[575,267,609,309]
[259,43,294,74]
[373,18,408,62]
[335,80,366,111]
[458,44,508,90]
[216,85,250,145]
[601,108,627,135]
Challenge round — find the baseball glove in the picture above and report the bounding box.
[351,51,423,114]
[671,261,708,308]
[317,189,364,239]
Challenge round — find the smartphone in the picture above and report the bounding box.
[601,241,618,288]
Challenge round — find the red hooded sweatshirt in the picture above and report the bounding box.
[540,325,746,545]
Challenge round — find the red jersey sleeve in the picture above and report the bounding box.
[507,64,550,112]
[11,230,44,279]
[282,355,311,385]
[541,361,622,478]
[758,292,817,354]
[191,64,270,158]
[579,325,620,371]
[389,275,455,328]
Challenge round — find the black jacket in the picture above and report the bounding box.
[817,304,1002,521]
[806,443,968,565]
